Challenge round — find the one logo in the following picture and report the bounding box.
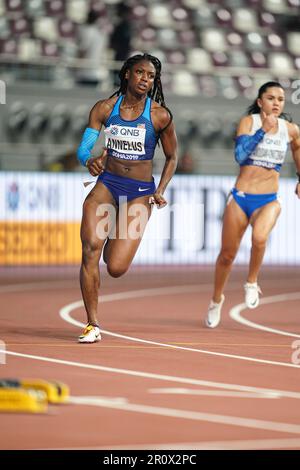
[6,182,20,211]
[236,191,245,197]
[110,126,119,136]
[137,124,145,129]
[138,187,150,192]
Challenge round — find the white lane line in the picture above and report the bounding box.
[6,350,300,399]
[56,437,300,450]
[148,388,280,399]
[42,393,300,435]
[230,292,300,338]
[69,396,128,405]
[59,287,300,369]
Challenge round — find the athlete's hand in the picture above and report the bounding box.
[295,182,300,199]
[149,192,167,209]
[86,149,107,176]
[261,111,277,133]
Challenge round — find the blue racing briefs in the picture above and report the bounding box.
[231,187,278,219]
[98,171,156,204]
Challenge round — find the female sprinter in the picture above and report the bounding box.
[77,53,178,342]
[205,81,300,328]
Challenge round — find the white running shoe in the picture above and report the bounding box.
[244,282,262,309]
[205,294,225,328]
[78,324,101,343]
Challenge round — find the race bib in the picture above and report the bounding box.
[104,125,146,156]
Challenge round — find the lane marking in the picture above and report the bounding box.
[148,388,280,399]
[59,287,300,369]
[43,393,300,435]
[230,292,300,338]
[5,350,300,399]
[55,437,300,450]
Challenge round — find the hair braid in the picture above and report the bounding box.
[110,53,166,107]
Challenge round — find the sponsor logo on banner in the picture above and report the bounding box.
[5,182,60,213]
[7,182,20,211]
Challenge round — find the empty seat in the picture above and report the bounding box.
[287,32,300,56]
[295,57,300,69]
[228,50,250,67]
[245,32,266,52]
[5,0,23,13]
[66,0,89,23]
[157,28,178,49]
[132,4,148,20]
[182,0,206,8]
[215,8,232,26]
[58,18,76,39]
[178,29,197,47]
[41,40,59,57]
[25,0,45,18]
[168,50,186,65]
[199,75,218,97]
[11,18,31,36]
[172,7,189,23]
[201,28,227,52]
[46,0,65,17]
[267,33,284,50]
[212,51,229,66]
[287,0,300,7]
[268,52,294,72]
[34,17,58,42]
[0,38,18,55]
[187,48,212,72]
[148,4,173,28]
[250,51,267,67]
[0,0,4,16]
[194,6,216,28]
[227,32,243,47]
[259,12,276,27]
[263,0,287,13]
[18,38,40,60]
[172,70,199,96]
[233,8,259,33]
[0,17,10,39]
[140,27,156,42]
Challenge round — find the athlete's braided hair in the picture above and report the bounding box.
[111,53,166,106]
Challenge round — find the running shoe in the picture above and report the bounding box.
[205,294,225,328]
[244,282,262,309]
[78,324,101,343]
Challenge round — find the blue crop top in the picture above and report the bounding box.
[104,95,158,161]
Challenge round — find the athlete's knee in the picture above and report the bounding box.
[252,233,268,249]
[81,239,101,263]
[218,249,236,266]
[106,261,128,278]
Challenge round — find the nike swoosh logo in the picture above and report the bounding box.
[138,187,150,192]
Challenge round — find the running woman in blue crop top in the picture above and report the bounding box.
[76,53,178,343]
[205,81,300,329]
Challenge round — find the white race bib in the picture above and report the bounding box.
[104,125,146,156]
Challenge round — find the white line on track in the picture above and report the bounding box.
[147,388,280,398]
[59,286,300,369]
[56,437,300,450]
[44,393,300,435]
[230,292,300,338]
[4,280,300,440]
[5,349,300,399]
